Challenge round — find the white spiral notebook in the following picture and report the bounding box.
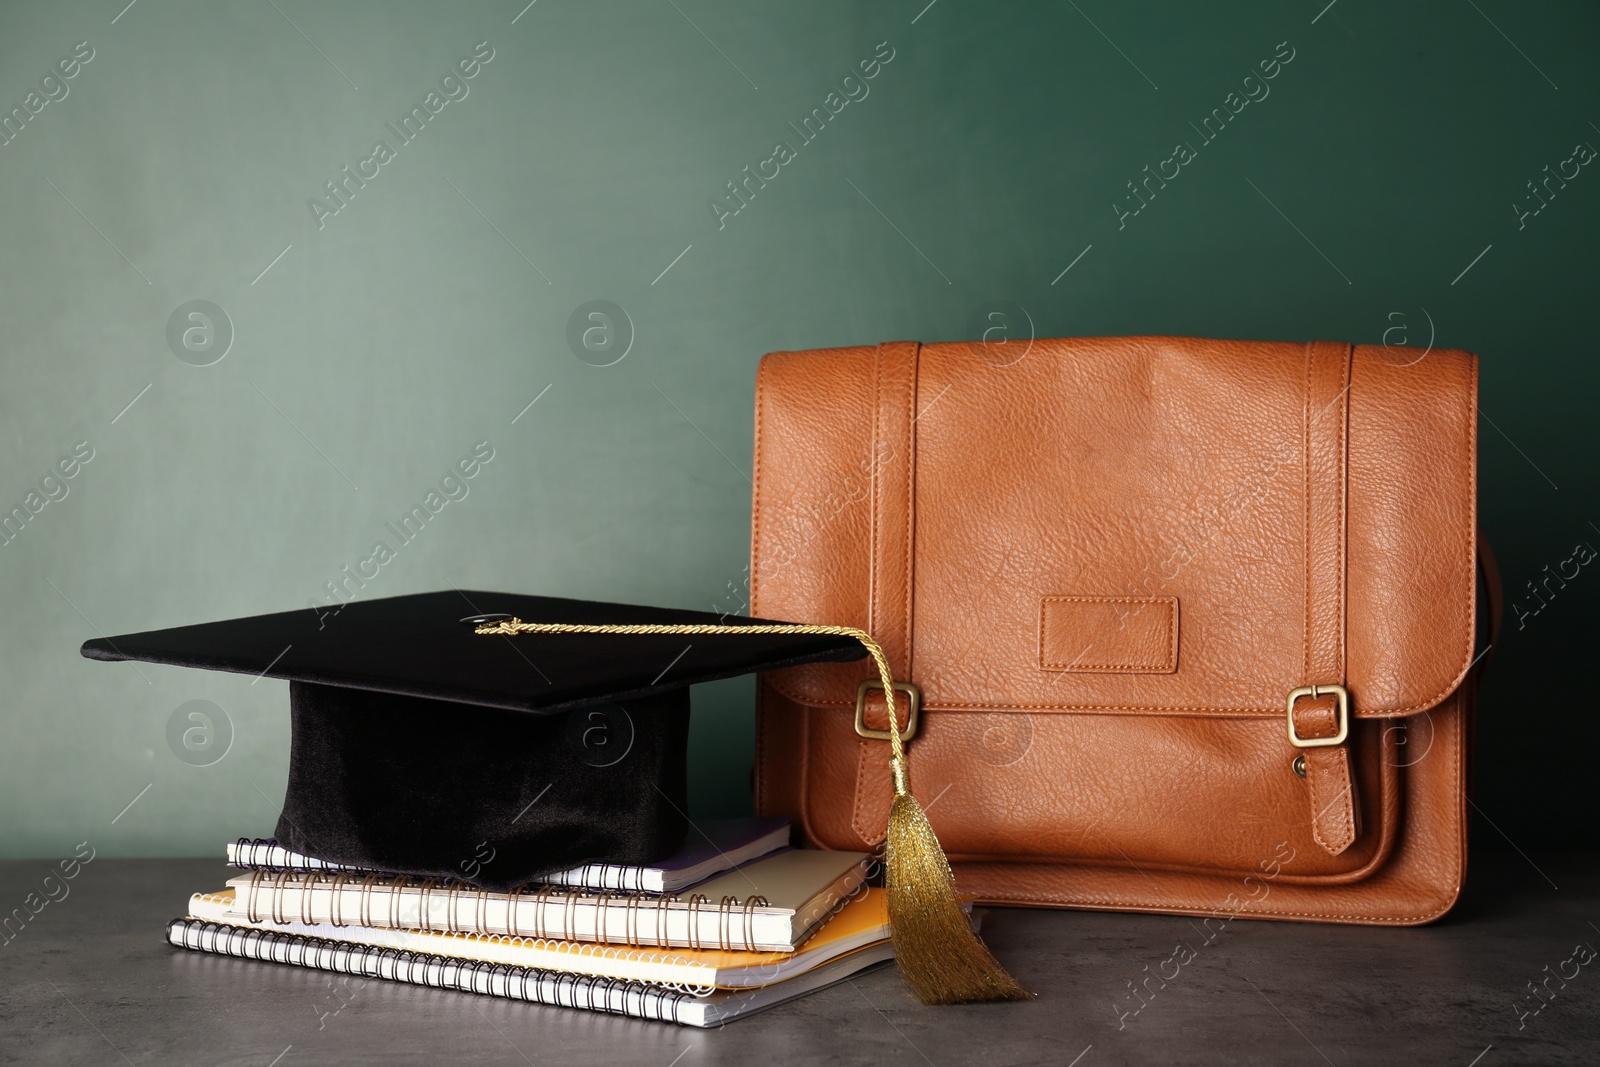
[166,918,894,1027]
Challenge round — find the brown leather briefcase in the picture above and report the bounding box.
[751,336,1492,925]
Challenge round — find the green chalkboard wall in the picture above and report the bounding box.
[1,0,1594,860]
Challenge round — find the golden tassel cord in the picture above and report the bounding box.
[474,619,1031,1005]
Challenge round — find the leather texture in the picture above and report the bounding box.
[751,335,1480,925]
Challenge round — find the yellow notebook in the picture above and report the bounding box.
[185,886,888,993]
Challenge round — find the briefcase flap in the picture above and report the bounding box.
[751,336,1477,722]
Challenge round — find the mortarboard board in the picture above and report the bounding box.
[81,591,866,892]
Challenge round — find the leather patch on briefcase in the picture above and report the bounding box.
[1039,596,1178,674]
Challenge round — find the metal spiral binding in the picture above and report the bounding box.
[505,885,526,937]
[387,877,406,931]
[683,894,707,950]
[445,880,466,934]
[326,871,350,927]
[623,891,645,947]
[716,896,737,951]
[296,872,321,925]
[234,870,769,955]
[415,878,437,932]
[656,894,674,948]
[742,894,769,952]
[358,873,380,928]
[271,869,294,924]
[242,871,260,923]
[233,837,263,870]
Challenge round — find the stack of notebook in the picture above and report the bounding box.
[168,818,896,1026]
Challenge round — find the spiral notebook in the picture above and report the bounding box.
[167,918,895,1027]
[186,886,889,991]
[226,818,792,893]
[224,848,872,952]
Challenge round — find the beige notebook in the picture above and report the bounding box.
[187,885,889,991]
[224,849,871,952]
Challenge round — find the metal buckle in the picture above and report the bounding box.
[854,679,921,742]
[1285,683,1350,748]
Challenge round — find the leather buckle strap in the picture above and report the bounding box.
[1286,684,1349,748]
[1297,340,1358,857]
[850,340,921,847]
[854,679,921,742]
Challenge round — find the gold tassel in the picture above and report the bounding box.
[475,619,1031,1005]
[885,758,1031,1003]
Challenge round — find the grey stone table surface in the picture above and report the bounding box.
[0,852,1595,1066]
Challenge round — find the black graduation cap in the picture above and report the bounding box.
[82,592,866,891]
